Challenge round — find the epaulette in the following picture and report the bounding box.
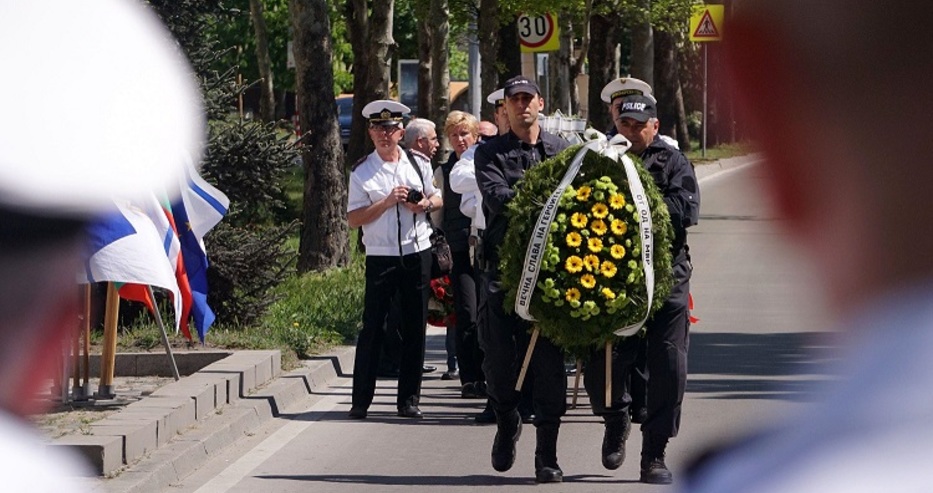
[350,155,367,171]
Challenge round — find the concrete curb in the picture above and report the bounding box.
[83,346,356,492]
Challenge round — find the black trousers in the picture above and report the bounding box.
[451,249,483,384]
[352,250,431,410]
[585,259,692,436]
[479,269,566,427]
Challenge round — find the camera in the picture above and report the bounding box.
[406,188,424,204]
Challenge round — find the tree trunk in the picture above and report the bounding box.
[431,0,450,162]
[477,0,499,122]
[629,0,653,85]
[498,21,521,81]
[587,8,620,132]
[553,14,573,115]
[567,0,592,118]
[417,14,433,119]
[249,0,276,122]
[291,0,349,271]
[346,0,369,165]
[346,0,395,165]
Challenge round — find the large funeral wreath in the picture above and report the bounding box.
[498,141,675,353]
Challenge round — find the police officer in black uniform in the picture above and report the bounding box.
[475,76,571,483]
[587,78,700,484]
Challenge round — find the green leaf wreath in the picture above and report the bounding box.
[499,144,675,353]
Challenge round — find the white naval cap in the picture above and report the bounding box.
[600,77,657,104]
[486,89,505,107]
[0,0,205,218]
[362,100,411,126]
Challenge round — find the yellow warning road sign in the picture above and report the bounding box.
[690,4,724,42]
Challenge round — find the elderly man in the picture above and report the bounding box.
[0,1,204,489]
[347,100,442,420]
[684,2,933,492]
[403,117,439,166]
[587,78,700,484]
[475,76,571,483]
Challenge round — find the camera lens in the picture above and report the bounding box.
[406,189,424,204]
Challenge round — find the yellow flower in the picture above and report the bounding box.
[592,202,609,218]
[610,244,626,259]
[587,237,603,253]
[565,255,584,273]
[609,193,626,209]
[565,287,581,302]
[583,255,600,271]
[571,212,588,228]
[566,231,582,248]
[580,274,597,289]
[590,219,608,236]
[576,185,592,202]
[611,219,628,236]
[601,287,616,300]
[600,261,618,278]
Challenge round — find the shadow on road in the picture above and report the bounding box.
[253,473,637,486]
[687,331,841,401]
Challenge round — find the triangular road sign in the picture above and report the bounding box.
[689,5,724,42]
[693,10,719,38]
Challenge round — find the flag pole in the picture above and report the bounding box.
[147,285,180,381]
[71,297,82,399]
[97,282,119,398]
[82,283,91,397]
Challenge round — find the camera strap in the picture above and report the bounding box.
[396,148,430,269]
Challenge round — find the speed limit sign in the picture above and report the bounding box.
[518,13,559,53]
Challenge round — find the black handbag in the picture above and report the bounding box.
[402,149,452,279]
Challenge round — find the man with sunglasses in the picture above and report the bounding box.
[347,100,442,420]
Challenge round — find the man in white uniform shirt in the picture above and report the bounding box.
[347,100,442,420]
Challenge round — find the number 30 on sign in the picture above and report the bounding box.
[519,13,560,53]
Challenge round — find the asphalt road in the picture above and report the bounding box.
[172,158,838,493]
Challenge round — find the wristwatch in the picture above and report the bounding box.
[423,202,433,214]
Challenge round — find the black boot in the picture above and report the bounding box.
[534,425,563,483]
[640,433,673,484]
[491,409,522,472]
[601,414,630,470]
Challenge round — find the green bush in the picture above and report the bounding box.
[262,258,365,356]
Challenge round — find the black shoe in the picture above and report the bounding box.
[348,407,367,419]
[440,370,457,380]
[491,410,522,472]
[640,457,673,484]
[474,403,496,424]
[631,406,648,424]
[461,382,485,399]
[423,365,437,373]
[534,426,562,483]
[641,433,673,484]
[519,410,535,424]
[397,404,424,419]
[534,457,564,483]
[601,416,630,470]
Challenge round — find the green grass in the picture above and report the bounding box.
[685,140,756,163]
